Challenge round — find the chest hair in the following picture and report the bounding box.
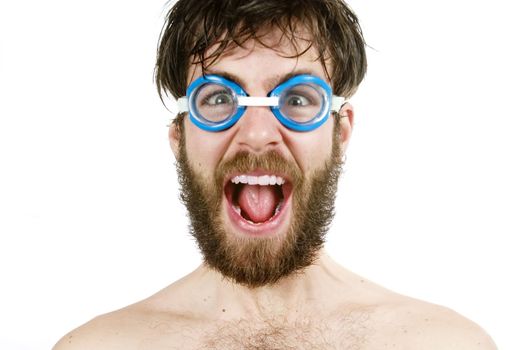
[197,311,372,350]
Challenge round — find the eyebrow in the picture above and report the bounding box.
[204,69,319,92]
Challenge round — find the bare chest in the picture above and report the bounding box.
[139,312,373,350]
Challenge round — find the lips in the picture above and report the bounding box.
[223,171,293,236]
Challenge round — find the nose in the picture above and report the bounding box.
[233,106,283,154]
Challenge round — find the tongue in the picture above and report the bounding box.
[238,185,278,223]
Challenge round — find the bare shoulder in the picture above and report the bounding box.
[52,302,192,350]
[368,297,497,350]
[52,275,208,350]
[52,307,142,350]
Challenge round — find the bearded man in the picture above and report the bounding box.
[54,0,496,349]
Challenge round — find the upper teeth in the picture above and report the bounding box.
[231,175,285,186]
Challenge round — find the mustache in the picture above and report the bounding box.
[214,150,303,188]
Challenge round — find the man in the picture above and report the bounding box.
[54,0,497,348]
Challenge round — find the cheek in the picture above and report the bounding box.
[184,119,230,175]
[288,120,334,173]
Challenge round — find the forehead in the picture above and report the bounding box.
[187,27,332,91]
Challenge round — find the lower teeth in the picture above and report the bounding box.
[274,199,283,214]
[233,204,241,215]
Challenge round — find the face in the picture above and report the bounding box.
[170,29,353,288]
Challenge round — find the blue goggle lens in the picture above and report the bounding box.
[274,83,328,125]
[192,82,238,124]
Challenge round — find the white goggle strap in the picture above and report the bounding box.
[237,96,279,106]
[167,97,189,125]
[176,97,189,113]
[331,96,351,112]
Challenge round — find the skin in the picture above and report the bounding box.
[53,31,497,349]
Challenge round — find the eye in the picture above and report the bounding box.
[286,95,311,107]
[204,90,234,106]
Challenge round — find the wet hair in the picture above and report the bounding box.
[155,0,367,102]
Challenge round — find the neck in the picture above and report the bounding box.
[185,250,356,320]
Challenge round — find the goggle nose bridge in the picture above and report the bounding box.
[237,96,280,107]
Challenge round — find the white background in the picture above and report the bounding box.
[0,0,523,349]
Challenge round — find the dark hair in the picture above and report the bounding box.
[155,0,367,102]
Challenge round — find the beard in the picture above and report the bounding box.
[175,118,343,288]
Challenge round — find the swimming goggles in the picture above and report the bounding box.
[175,74,349,132]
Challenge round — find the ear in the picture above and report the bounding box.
[168,121,182,160]
[338,103,354,152]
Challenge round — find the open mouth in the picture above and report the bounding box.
[224,173,293,232]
